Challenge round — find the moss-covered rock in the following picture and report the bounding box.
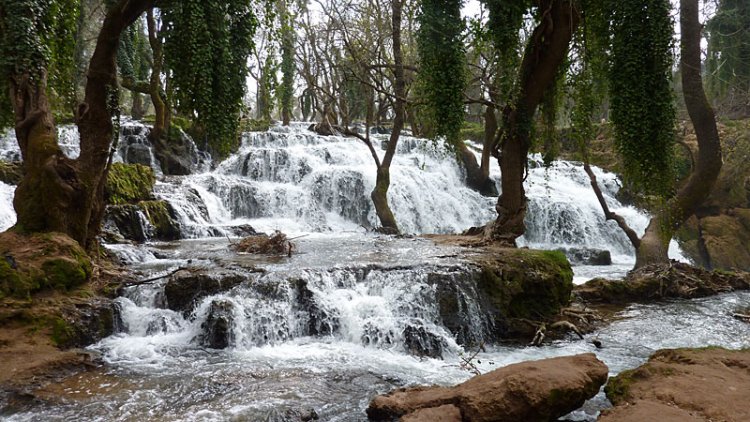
[0,160,23,185]
[700,212,750,270]
[139,200,181,240]
[471,248,574,337]
[105,163,155,205]
[104,200,181,242]
[0,232,92,299]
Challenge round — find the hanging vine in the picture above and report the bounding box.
[416,0,466,148]
[608,0,676,196]
[163,0,259,158]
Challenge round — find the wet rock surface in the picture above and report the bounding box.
[366,353,608,421]
[602,348,750,422]
[558,247,612,266]
[164,269,248,314]
[199,299,235,349]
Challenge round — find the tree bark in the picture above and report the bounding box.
[11,0,155,250]
[370,0,405,234]
[634,0,722,267]
[488,0,580,245]
[146,8,168,142]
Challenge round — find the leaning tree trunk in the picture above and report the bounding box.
[146,8,168,142]
[634,0,722,267]
[488,0,580,245]
[11,0,155,250]
[370,0,405,234]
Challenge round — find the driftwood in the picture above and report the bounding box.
[732,313,750,323]
[229,230,297,256]
[122,266,189,287]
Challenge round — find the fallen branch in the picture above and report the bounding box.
[123,267,187,287]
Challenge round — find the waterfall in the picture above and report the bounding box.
[0,121,687,262]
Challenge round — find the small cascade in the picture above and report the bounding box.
[0,181,15,231]
[115,266,489,357]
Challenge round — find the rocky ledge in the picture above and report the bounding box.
[602,347,750,421]
[367,353,608,421]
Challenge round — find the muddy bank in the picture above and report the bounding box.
[602,347,750,421]
[0,232,130,408]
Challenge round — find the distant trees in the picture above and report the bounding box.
[706,0,750,118]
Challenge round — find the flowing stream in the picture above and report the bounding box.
[1,122,747,422]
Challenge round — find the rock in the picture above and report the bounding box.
[199,299,235,349]
[402,325,443,359]
[103,200,181,242]
[401,404,461,422]
[0,232,92,299]
[105,163,155,205]
[472,248,574,338]
[575,262,750,304]
[53,298,115,348]
[152,128,208,175]
[558,247,612,266]
[366,353,608,421]
[104,204,149,242]
[164,269,247,314]
[700,210,750,271]
[0,160,22,185]
[138,200,181,240]
[293,279,337,336]
[602,348,750,422]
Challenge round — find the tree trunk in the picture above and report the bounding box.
[131,92,145,119]
[11,0,155,250]
[488,0,580,245]
[146,9,167,142]
[635,0,722,267]
[370,0,405,234]
[480,103,497,184]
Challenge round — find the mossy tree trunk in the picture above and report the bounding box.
[10,0,155,250]
[488,0,580,245]
[634,0,723,268]
[369,0,405,234]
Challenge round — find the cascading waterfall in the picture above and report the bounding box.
[3,121,729,422]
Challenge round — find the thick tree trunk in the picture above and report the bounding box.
[488,0,580,245]
[634,0,722,267]
[370,0,405,234]
[11,0,155,250]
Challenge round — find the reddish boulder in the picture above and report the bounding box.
[367,353,608,421]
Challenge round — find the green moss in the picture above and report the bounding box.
[605,369,637,404]
[239,118,271,133]
[459,121,484,142]
[477,249,574,321]
[50,316,74,347]
[0,258,25,299]
[105,163,155,205]
[40,258,89,290]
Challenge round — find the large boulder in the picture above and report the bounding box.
[164,269,248,314]
[367,353,608,421]
[472,248,574,338]
[105,163,155,205]
[0,232,92,299]
[602,348,750,422]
